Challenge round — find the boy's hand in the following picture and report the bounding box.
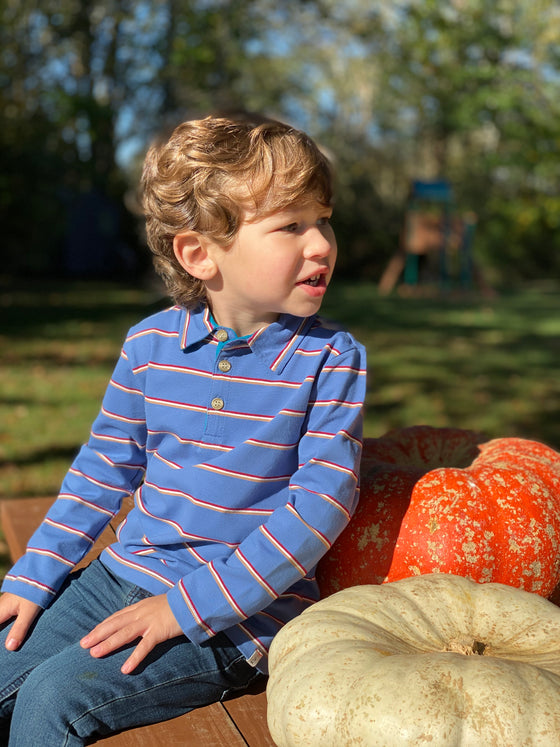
[0,592,41,650]
[80,594,183,674]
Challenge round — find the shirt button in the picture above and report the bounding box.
[218,359,232,373]
[215,329,228,342]
[211,397,224,410]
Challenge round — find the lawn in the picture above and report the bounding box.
[1,278,559,572]
[322,281,560,449]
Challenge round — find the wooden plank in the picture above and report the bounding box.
[74,497,136,569]
[93,702,247,746]
[0,497,129,568]
[1,497,54,560]
[223,687,274,747]
[112,495,135,528]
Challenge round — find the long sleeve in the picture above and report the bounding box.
[2,348,147,606]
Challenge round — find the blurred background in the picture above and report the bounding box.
[3,0,560,284]
[1,0,559,508]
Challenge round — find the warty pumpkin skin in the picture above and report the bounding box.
[317,426,560,598]
[267,574,560,746]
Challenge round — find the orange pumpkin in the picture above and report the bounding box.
[317,426,560,598]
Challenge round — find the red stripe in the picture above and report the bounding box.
[178,579,216,636]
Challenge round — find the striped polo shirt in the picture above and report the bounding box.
[3,304,367,673]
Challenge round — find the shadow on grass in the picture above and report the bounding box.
[0,445,80,469]
[327,282,560,450]
[1,279,167,340]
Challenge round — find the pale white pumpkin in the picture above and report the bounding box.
[267,574,560,746]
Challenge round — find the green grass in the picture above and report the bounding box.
[1,278,559,574]
[1,281,166,499]
[321,280,560,450]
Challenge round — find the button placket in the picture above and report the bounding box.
[209,331,229,419]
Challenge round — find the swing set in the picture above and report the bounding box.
[378,180,478,295]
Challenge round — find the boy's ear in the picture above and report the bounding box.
[173,231,219,281]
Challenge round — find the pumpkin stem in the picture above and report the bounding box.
[444,638,487,656]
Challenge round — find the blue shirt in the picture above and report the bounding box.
[3,304,367,672]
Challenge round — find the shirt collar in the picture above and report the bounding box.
[178,305,315,374]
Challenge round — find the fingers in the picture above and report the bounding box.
[120,637,153,675]
[82,617,141,659]
[0,594,17,626]
[83,613,156,675]
[7,605,41,650]
[0,594,41,651]
[80,608,141,658]
[80,595,183,674]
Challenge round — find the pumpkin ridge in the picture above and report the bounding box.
[267,574,560,746]
[317,426,560,598]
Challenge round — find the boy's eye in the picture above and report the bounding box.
[317,216,331,226]
[282,223,299,233]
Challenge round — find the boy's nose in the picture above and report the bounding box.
[304,227,335,258]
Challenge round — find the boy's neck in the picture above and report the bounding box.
[207,302,280,338]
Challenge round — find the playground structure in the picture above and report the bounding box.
[378,180,479,295]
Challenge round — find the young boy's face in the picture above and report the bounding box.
[206,200,337,336]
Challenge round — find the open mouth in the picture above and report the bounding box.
[302,275,321,287]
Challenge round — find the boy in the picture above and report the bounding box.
[0,116,367,745]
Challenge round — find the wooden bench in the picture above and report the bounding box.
[1,497,274,747]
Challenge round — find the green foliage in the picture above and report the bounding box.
[164,0,290,116]
[288,0,560,282]
[0,112,68,274]
[2,0,560,282]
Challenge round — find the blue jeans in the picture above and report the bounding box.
[0,559,261,746]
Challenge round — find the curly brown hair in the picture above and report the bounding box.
[140,116,333,308]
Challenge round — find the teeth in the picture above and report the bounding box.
[305,275,320,286]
